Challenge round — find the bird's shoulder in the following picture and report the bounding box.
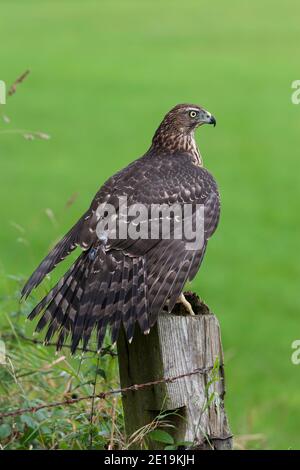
[76,152,220,251]
[92,152,219,208]
[139,152,220,206]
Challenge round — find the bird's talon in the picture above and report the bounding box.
[177,293,195,316]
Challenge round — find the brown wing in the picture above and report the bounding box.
[86,152,220,332]
[23,152,220,350]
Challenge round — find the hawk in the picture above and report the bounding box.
[22,104,220,353]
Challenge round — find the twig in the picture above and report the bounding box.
[8,71,30,97]
[89,356,100,448]
[12,332,117,357]
[0,129,50,140]
[108,398,117,450]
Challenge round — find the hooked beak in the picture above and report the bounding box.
[198,109,216,127]
[208,115,216,127]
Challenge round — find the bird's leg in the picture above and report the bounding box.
[177,293,195,316]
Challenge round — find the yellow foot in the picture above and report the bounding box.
[177,293,195,316]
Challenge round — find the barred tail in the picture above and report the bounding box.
[28,249,149,353]
[21,214,86,300]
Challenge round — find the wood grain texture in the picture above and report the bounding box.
[117,297,232,450]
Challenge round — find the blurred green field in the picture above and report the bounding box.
[1,0,300,450]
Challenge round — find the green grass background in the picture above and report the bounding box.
[0,0,300,449]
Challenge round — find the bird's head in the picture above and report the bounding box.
[150,104,216,163]
[161,104,216,132]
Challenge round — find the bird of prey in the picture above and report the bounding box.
[22,104,220,353]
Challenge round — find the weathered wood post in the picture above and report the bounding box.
[117,293,233,450]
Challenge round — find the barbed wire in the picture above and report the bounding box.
[0,365,214,420]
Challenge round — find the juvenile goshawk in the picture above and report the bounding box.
[22,104,220,353]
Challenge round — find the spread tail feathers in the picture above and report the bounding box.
[26,249,150,353]
[21,215,86,300]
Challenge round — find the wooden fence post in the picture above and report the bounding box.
[117,293,233,450]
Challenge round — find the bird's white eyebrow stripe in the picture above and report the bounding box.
[187,107,211,117]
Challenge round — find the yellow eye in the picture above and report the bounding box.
[189,110,198,118]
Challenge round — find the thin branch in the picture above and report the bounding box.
[108,398,117,450]
[0,129,50,140]
[9,332,117,358]
[8,70,30,97]
[89,355,100,448]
